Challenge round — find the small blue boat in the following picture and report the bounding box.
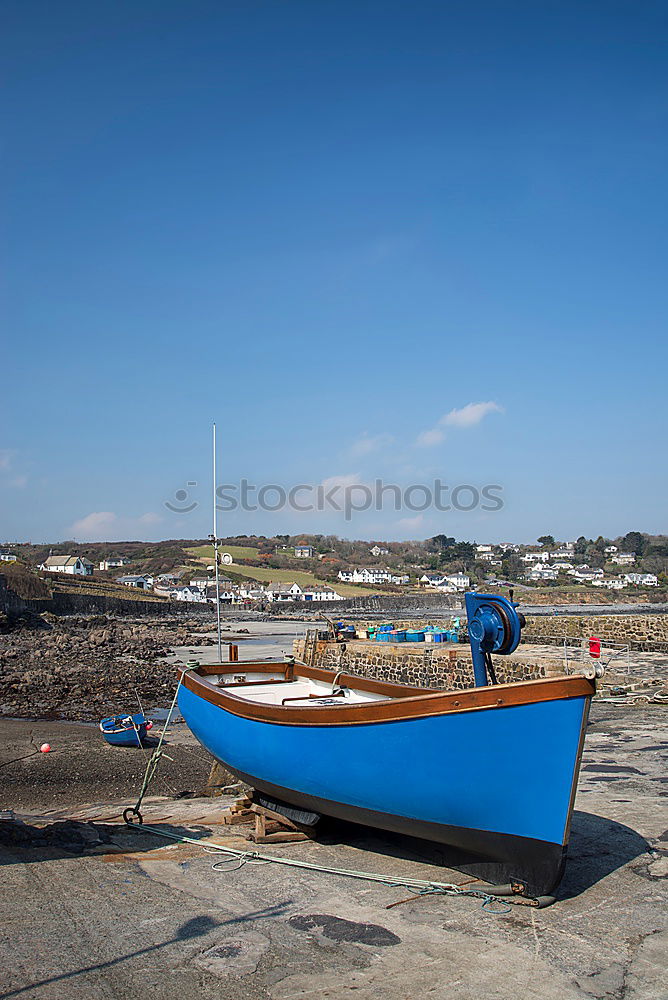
[177,594,598,900]
[99,713,149,747]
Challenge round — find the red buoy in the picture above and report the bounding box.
[40,743,51,753]
[589,637,601,659]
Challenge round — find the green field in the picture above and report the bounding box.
[186,559,376,596]
[186,543,260,561]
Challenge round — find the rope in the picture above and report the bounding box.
[123,671,188,826]
[126,822,535,913]
[0,749,40,769]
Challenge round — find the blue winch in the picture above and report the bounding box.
[465,591,526,687]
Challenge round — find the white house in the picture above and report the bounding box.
[478,552,496,563]
[591,577,626,590]
[390,574,410,585]
[370,545,389,557]
[624,573,658,587]
[117,575,152,590]
[238,584,266,601]
[99,556,131,570]
[302,586,344,602]
[550,545,575,560]
[204,586,235,603]
[420,573,447,587]
[0,552,17,562]
[173,586,207,603]
[265,582,303,602]
[551,561,573,570]
[338,567,392,585]
[294,545,314,559]
[612,553,636,566]
[522,552,550,563]
[39,555,94,576]
[476,544,493,554]
[528,565,558,581]
[604,545,619,555]
[569,567,604,582]
[445,572,470,591]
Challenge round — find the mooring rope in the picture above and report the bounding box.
[122,670,189,825]
[124,821,552,912]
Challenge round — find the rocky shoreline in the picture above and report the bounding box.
[0,612,249,721]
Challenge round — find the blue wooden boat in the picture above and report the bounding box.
[177,594,597,899]
[99,713,149,747]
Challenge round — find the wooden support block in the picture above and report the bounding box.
[244,801,315,844]
[206,762,231,790]
[222,812,253,825]
[248,830,309,844]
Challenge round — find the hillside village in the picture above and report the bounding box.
[1,530,665,606]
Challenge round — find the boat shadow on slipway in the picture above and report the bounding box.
[307,809,650,901]
[0,820,214,865]
[1,811,649,903]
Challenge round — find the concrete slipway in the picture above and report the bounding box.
[1,703,667,1000]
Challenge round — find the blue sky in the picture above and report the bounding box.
[2,1,667,544]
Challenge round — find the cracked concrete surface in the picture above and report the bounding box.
[2,703,666,1000]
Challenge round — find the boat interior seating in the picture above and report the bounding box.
[212,677,389,707]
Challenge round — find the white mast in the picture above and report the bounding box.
[212,422,222,662]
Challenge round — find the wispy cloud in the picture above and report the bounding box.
[0,449,28,488]
[396,514,424,532]
[443,401,504,428]
[350,432,394,458]
[320,472,363,492]
[71,510,164,540]
[416,427,445,448]
[416,401,504,447]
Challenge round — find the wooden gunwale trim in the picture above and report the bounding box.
[195,662,291,678]
[190,660,427,697]
[178,663,596,726]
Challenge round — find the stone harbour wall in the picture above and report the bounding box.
[342,613,668,654]
[521,614,668,653]
[293,638,561,690]
[0,576,214,620]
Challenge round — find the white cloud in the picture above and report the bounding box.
[138,511,162,525]
[416,428,445,448]
[396,514,424,531]
[320,473,363,492]
[71,512,118,537]
[416,400,503,446]
[0,449,28,486]
[350,432,394,457]
[442,401,504,428]
[70,510,163,540]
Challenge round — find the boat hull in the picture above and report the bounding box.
[178,680,591,897]
[100,714,147,747]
